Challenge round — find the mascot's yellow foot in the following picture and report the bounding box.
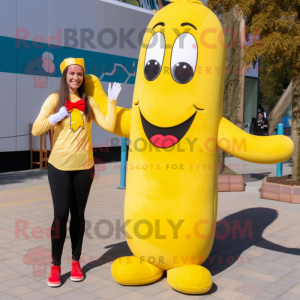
[111,256,164,285]
[167,265,212,294]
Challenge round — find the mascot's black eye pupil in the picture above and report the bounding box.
[144,59,161,81]
[171,62,194,84]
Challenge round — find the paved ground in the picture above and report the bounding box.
[0,157,300,300]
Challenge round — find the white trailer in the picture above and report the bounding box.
[0,0,154,153]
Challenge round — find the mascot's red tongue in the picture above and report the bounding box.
[150,134,178,148]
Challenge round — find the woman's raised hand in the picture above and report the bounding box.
[108,82,122,102]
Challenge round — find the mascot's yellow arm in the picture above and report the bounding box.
[217,117,294,164]
[85,74,131,138]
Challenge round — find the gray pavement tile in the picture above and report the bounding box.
[235,283,263,296]
[279,293,300,300]
[26,281,48,290]
[0,294,20,300]
[123,290,148,300]
[238,276,271,288]
[287,269,300,278]
[279,280,298,288]
[56,291,97,300]
[18,290,49,300]
[110,297,131,300]
[261,261,294,273]
[247,258,265,265]
[269,270,289,278]
[257,291,278,299]
[137,298,159,300]
[264,283,292,295]
[281,276,300,284]
[219,271,242,280]
[135,284,167,296]
[274,256,300,267]
[93,284,131,299]
[237,261,273,274]
[2,276,35,288]
[80,279,115,292]
[0,285,9,292]
[0,249,10,255]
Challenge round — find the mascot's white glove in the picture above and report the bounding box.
[48,106,69,125]
[108,82,122,101]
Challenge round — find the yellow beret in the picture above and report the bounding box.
[60,58,85,74]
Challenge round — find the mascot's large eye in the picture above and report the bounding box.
[171,33,197,84]
[144,32,165,81]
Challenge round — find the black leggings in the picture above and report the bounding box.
[48,163,94,266]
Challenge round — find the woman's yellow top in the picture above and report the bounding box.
[32,93,116,171]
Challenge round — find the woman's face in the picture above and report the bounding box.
[66,65,84,91]
[258,113,263,120]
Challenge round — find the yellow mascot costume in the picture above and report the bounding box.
[86,0,294,294]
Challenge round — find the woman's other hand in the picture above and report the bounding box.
[48,106,69,125]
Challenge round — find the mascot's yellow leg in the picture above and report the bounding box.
[167,265,212,295]
[111,256,164,285]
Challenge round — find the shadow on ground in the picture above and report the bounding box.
[0,169,48,186]
[60,207,300,293]
[242,172,271,182]
[241,159,292,182]
[283,158,292,168]
[204,207,300,276]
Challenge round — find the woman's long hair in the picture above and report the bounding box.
[55,66,94,122]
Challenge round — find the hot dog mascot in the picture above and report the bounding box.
[32,58,121,287]
[85,0,294,294]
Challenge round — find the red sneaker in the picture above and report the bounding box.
[48,266,61,287]
[70,261,84,281]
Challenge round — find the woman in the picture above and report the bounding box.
[254,112,269,136]
[32,58,121,287]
